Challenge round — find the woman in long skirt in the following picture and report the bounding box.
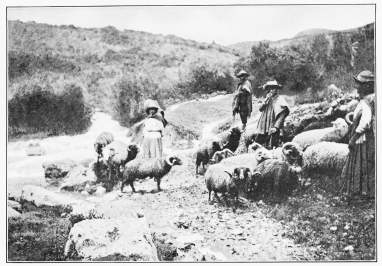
[142,100,165,159]
[341,70,375,200]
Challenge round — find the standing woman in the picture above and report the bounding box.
[142,100,164,159]
[341,70,375,200]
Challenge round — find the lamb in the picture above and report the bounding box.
[210,149,235,164]
[94,132,114,162]
[120,155,182,193]
[103,141,139,180]
[301,142,349,190]
[250,159,302,202]
[205,164,252,210]
[220,146,273,170]
[292,118,348,147]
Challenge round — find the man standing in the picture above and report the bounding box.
[255,80,290,149]
[232,70,252,132]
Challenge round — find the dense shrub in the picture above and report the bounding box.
[8,84,92,137]
[8,203,73,261]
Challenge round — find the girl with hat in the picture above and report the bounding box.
[142,100,165,159]
[341,70,375,200]
[255,80,290,149]
[232,70,253,132]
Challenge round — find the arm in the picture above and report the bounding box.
[273,110,288,129]
[355,101,372,134]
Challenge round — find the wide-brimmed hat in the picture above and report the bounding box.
[236,70,250,78]
[353,70,374,83]
[145,99,160,114]
[261,80,282,90]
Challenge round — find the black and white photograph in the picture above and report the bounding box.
[5,0,378,262]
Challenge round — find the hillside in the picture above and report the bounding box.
[293,28,336,38]
[8,20,240,136]
[228,23,374,55]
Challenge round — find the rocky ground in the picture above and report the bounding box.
[116,151,314,261]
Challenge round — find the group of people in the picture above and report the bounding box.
[142,69,375,200]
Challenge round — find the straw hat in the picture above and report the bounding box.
[144,99,160,114]
[236,70,250,78]
[261,80,282,90]
[353,70,374,83]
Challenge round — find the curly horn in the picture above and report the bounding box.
[165,155,174,166]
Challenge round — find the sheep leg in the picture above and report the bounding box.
[208,190,212,201]
[120,180,125,193]
[130,182,136,193]
[157,178,162,191]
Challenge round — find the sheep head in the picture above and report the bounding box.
[254,148,273,163]
[281,142,304,167]
[127,144,139,161]
[166,155,183,166]
[248,142,265,153]
[331,118,348,136]
[94,143,103,155]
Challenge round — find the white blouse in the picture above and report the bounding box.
[143,117,164,138]
[353,100,372,143]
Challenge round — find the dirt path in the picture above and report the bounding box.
[117,113,314,261]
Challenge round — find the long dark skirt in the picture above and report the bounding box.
[341,133,375,199]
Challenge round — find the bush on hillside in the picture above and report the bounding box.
[8,203,73,261]
[238,28,374,99]
[8,85,92,138]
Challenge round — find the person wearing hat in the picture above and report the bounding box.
[142,100,165,159]
[255,80,290,149]
[232,70,253,131]
[341,70,375,200]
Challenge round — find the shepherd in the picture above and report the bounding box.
[341,70,375,200]
[142,100,166,159]
[232,70,253,132]
[255,80,290,149]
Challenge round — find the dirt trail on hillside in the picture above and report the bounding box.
[119,168,313,261]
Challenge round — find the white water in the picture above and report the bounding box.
[7,112,131,192]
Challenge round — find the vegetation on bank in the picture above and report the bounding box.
[234,24,374,102]
[8,20,373,139]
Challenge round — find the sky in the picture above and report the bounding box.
[7,4,375,46]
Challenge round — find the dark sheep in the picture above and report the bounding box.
[120,155,182,193]
[250,159,302,202]
[205,164,252,211]
[94,132,114,161]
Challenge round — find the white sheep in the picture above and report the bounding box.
[292,118,348,147]
[205,164,252,210]
[219,147,273,170]
[120,155,182,193]
[94,132,114,160]
[301,142,349,188]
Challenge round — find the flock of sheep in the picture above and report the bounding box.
[93,98,353,211]
[196,107,352,209]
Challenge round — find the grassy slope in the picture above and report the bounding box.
[8,21,239,121]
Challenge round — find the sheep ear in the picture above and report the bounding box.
[166,155,174,166]
[246,168,252,176]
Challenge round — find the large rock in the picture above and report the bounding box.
[65,200,158,261]
[26,142,46,156]
[42,159,77,179]
[8,200,22,212]
[60,165,97,192]
[8,207,21,217]
[21,185,82,207]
